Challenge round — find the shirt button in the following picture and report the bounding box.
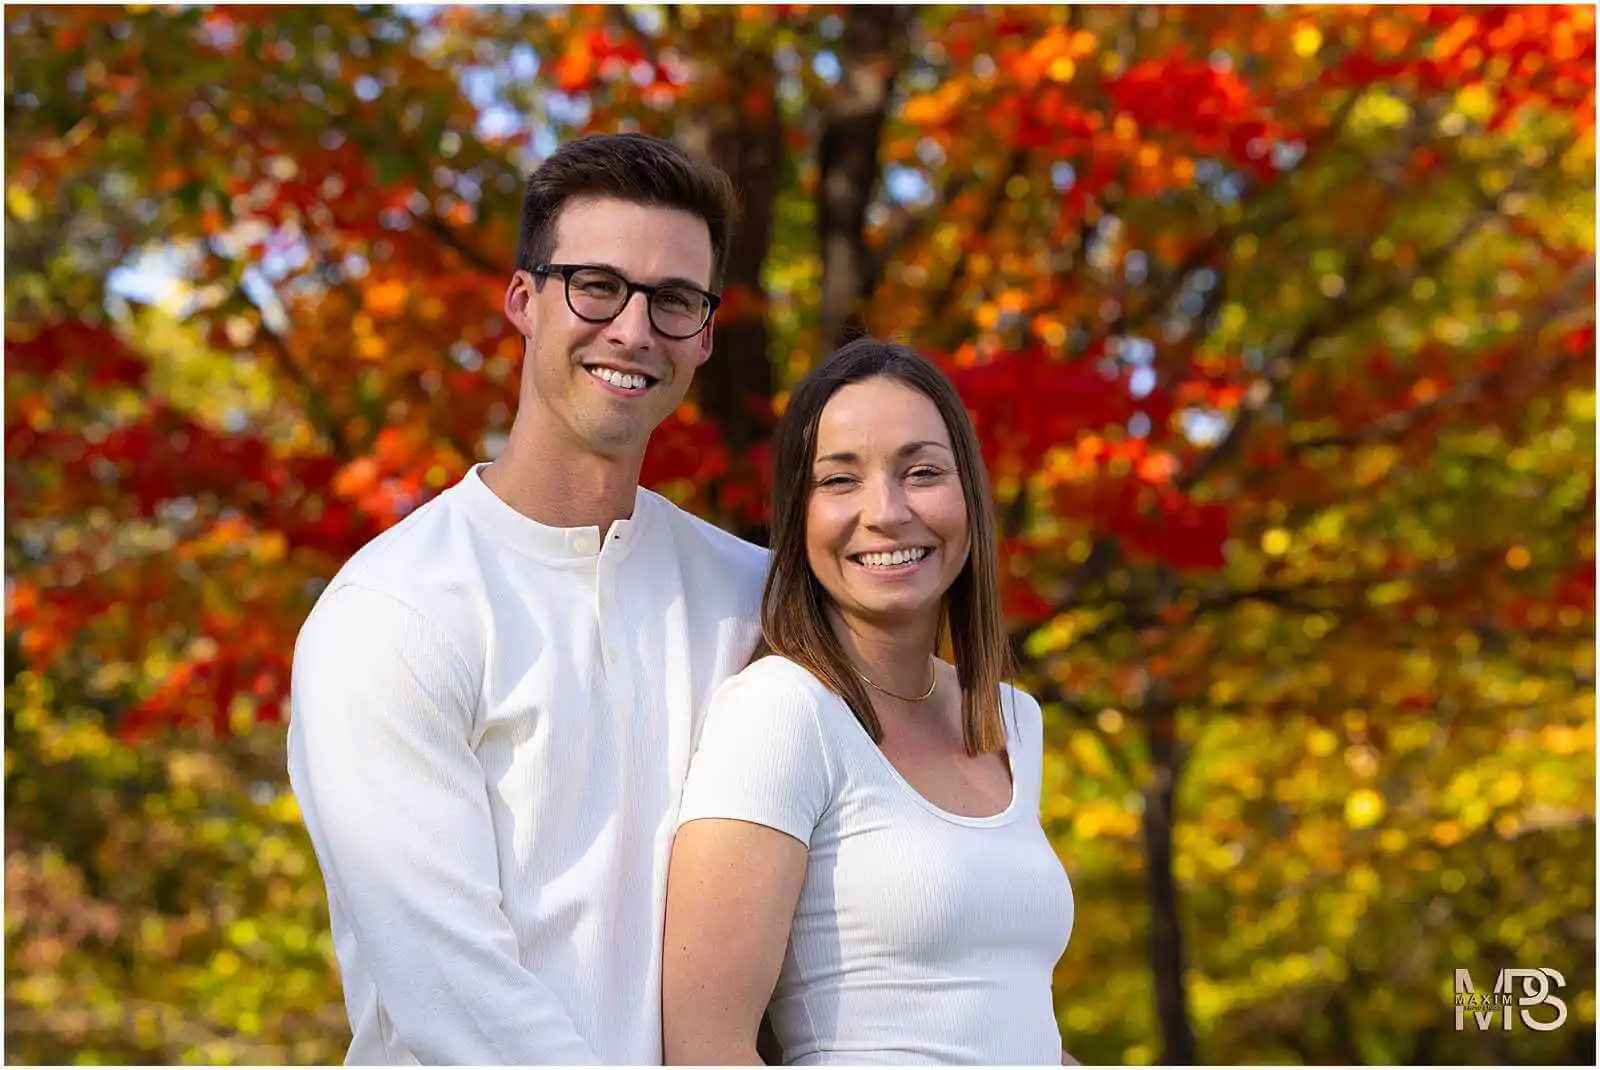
[571,531,597,554]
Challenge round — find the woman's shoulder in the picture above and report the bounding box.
[729,652,844,694]
[713,655,870,748]
[709,654,842,726]
[998,680,1045,741]
[999,679,1042,713]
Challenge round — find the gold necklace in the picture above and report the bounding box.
[854,656,938,703]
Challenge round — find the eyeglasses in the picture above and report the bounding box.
[532,263,720,340]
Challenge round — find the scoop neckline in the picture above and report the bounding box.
[844,690,1023,829]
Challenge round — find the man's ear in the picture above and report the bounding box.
[505,270,537,341]
[695,315,715,367]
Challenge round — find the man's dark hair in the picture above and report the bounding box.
[516,132,739,290]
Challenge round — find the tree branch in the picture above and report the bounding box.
[206,279,356,459]
[1174,159,1540,495]
[1286,259,1596,454]
[1029,676,1138,786]
[421,215,504,277]
[871,168,972,288]
[816,6,915,348]
[927,143,1030,352]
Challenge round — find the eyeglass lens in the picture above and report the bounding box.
[564,267,710,337]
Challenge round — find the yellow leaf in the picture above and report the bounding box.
[1068,731,1109,779]
[1292,25,1323,57]
[256,531,288,564]
[1457,83,1492,121]
[1378,827,1409,853]
[1345,788,1386,829]
[269,793,302,824]
[1347,863,1380,896]
[7,182,39,223]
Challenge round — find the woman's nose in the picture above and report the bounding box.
[863,477,913,527]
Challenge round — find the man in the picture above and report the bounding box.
[288,133,768,1065]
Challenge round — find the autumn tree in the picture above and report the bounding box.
[502,4,1597,1061]
[6,5,1594,1065]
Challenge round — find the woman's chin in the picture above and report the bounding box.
[839,594,946,630]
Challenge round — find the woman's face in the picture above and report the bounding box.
[804,376,971,632]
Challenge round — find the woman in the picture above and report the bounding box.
[663,337,1076,1065]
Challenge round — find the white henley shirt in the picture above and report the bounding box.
[287,463,767,1065]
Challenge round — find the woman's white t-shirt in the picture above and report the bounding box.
[676,656,1074,1066]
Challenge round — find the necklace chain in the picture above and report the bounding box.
[854,656,937,703]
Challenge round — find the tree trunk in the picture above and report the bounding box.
[677,54,782,544]
[1143,694,1199,1065]
[815,7,911,351]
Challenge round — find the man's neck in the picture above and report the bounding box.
[480,429,643,536]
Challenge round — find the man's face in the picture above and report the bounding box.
[505,195,717,460]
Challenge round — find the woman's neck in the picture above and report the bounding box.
[828,609,941,700]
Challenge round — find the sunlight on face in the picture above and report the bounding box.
[513,196,716,461]
[804,376,970,631]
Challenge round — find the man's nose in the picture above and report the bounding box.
[604,291,654,351]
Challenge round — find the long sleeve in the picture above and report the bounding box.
[287,584,600,1065]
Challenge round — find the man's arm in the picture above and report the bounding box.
[288,584,599,1065]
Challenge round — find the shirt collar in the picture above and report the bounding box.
[454,462,647,561]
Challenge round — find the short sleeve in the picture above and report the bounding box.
[677,661,835,847]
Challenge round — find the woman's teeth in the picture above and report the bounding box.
[589,367,651,391]
[856,548,929,568]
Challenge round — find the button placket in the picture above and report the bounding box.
[596,555,620,665]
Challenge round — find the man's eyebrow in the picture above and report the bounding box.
[656,275,713,292]
[559,261,711,292]
[814,441,952,465]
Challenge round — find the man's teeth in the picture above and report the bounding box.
[590,367,651,391]
[857,548,929,568]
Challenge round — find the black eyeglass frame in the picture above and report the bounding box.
[531,262,721,340]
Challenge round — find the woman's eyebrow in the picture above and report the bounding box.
[814,441,951,465]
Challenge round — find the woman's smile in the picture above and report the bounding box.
[848,545,935,575]
[805,377,970,627]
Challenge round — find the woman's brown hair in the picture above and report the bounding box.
[759,337,1012,757]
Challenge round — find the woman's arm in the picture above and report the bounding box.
[662,818,809,1065]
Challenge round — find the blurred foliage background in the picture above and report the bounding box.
[5,4,1596,1065]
